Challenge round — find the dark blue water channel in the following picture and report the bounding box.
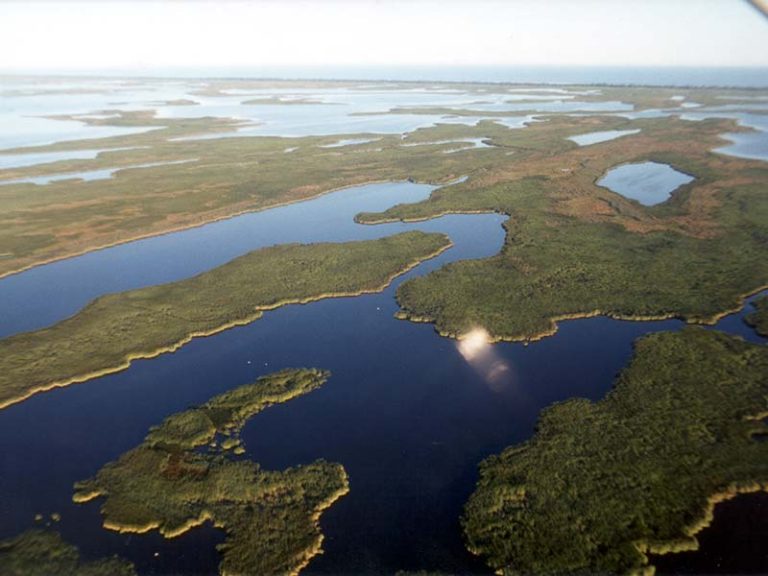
[0,179,765,574]
[0,179,488,338]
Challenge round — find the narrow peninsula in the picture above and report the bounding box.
[462,328,768,575]
[0,231,451,409]
[355,117,768,342]
[73,368,348,576]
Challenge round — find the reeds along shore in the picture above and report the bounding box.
[462,328,768,575]
[0,232,451,410]
[73,369,350,576]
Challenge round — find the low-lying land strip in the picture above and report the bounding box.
[3,84,756,280]
[462,328,768,575]
[0,231,450,409]
[0,109,518,279]
[74,368,348,576]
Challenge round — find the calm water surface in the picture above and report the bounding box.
[568,128,641,146]
[0,179,502,337]
[0,147,144,170]
[597,161,695,206]
[655,492,768,574]
[0,158,195,186]
[0,77,767,574]
[0,176,765,574]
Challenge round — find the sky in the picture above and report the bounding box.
[0,0,766,73]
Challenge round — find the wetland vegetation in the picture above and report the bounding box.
[0,530,136,576]
[2,77,768,575]
[0,86,755,281]
[73,368,348,576]
[462,328,768,575]
[745,296,768,337]
[0,108,504,278]
[358,116,768,341]
[0,231,450,409]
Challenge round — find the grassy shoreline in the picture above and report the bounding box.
[462,328,768,575]
[353,119,768,342]
[0,176,451,282]
[0,231,451,409]
[397,284,768,344]
[73,368,349,576]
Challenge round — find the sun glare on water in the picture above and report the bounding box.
[456,327,515,392]
[457,327,492,361]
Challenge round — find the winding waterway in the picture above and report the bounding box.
[1,76,767,574]
[0,176,765,574]
[0,179,501,337]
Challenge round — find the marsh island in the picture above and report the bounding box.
[1,74,767,575]
[73,368,348,576]
[462,328,768,575]
[0,530,136,576]
[0,231,449,409]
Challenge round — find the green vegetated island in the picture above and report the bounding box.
[0,529,136,576]
[73,368,348,576]
[1,87,766,348]
[1,78,768,574]
[745,295,768,337]
[1,82,766,350]
[357,117,768,342]
[462,328,768,575]
[0,231,450,409]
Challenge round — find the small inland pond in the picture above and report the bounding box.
[597,160,695,205]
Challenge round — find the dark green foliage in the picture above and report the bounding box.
[0,107,512,278]
[145,368,329,451]
[74,368,348,576]
[351,111,768,343]
[462,329,768,575]
[0,530,136,576]
[0,231,449,408]
[745,296,768,337]
[366,163,768,340]
[394,199,768,340]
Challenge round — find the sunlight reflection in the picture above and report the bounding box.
[457,327,491,360]
[456,327,515,392]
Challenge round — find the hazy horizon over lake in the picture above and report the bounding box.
[3,66,768,88]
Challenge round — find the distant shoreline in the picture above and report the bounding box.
[2,66,768,89]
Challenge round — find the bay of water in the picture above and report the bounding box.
[0,177,765,574]
[0,76,767,575]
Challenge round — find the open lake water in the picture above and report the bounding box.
[0,76,766,574]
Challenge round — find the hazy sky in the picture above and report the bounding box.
[1,0,766,71]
